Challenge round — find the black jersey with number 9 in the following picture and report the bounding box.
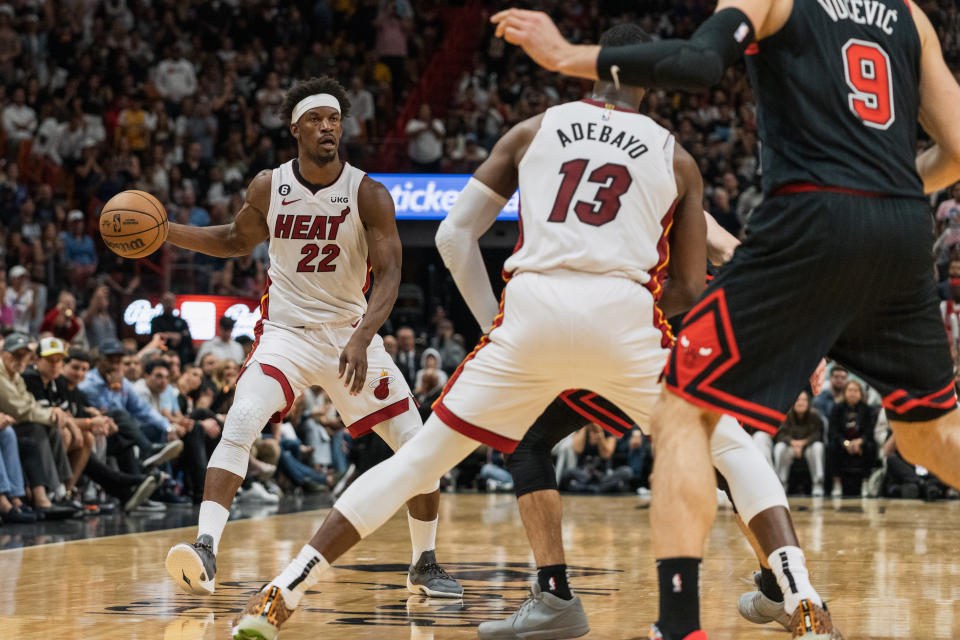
[745,0,923,198]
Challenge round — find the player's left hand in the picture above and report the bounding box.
[490,9,570,73]
[810,358,827,396]
[339,335,369,396]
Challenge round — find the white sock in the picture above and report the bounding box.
[768,546,822,613]
[197,501,230,554]
[270,544,330,608]
[408,513,438,565]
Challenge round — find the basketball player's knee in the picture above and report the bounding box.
[208,437,253,476]
[376,409,423,452]
[222,394,278,445]
[652,392,716,442]
[507,440,558,497]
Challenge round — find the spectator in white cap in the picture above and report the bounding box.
[5,265,34,334]
[61,209,97,287]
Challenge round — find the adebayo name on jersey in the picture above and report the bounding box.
[555,122,650,159]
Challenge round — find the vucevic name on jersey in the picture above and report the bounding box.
[746,0,923,198]
[263,161,371,328]
[504,99,678,286]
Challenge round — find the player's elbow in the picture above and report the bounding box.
[434,221,458,266]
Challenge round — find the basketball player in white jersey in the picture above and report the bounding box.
[161,76,462,601]
[232,23,767,640]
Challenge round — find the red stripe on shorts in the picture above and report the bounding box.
[346,397,410,438]
[432,400,520,453]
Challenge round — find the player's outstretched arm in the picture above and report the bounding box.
[339,176,402,394]
[166,170,271,258]
[912,1,960,193]
[659,145,707,319]
[436,117,541,332]
[491,0,777,89]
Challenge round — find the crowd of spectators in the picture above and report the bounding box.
[1,0,447,331]
[749,365,956,501]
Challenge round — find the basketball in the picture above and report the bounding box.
[99,190,168,259]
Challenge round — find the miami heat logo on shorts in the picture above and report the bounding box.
[368,370,396,400]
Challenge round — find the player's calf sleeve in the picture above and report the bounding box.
[207,364,288,477]
[334,415,479,538]
[709,415,788,523]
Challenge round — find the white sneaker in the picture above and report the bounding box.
[812,484,825,498]
[239,481,279,504]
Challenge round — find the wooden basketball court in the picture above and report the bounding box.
[3,494,958,639]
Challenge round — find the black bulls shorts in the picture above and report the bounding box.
[664,190,957,433]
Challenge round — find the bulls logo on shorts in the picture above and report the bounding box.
[368,370,396,400]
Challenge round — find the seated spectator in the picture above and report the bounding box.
[414,368,444,421]
[414,347,447,390]
[172,362,223,503]
[394,326,420,387]
[0,411,34,523]
[78,339,175,446]
[299,386,348,473]
[82,285,118,350]
[382,334,398,360]
[430,319,466,373]
[150,292,197,365]
[61,209,97,288]
[211,358,240,414]
[6,265,35,334]
[39,290,84,345]
[405,104,445,172]
[23,337,94,496]
[813,364,847,427]
[476,447,513,492]
[218,253,265,298]
[0,269,15,332]
[0,333,74,518]
[195,316,244,366]
[827,380,879,497]
[773,391,826,496]
[560,423,632,493]
[2,86,37,148]
[121,350,143,383]
[935,182,960,223]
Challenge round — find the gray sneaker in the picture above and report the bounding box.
[738,571,791,631]
[406,550,463,598]
[123,473,159,513]
[166,534,218,595]
[477,584,589,639]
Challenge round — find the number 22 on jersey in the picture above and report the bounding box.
[842,38,895,130]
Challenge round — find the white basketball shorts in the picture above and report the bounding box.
[432,271,671,452]
[240,317,414,438]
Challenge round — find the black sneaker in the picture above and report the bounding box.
[406,550,463,598]
[166,534,218,595]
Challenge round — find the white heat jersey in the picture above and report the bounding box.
[263,160,370,327]
[504,100,678,285]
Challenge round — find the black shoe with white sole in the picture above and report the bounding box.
[406,550,463,598]
[166,534,218,595]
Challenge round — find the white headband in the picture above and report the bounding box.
[291,93,341,123]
